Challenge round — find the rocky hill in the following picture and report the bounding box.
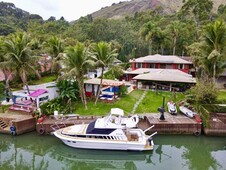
[91,0,226,19]
[0,2,42,20]
[0,2,44,35]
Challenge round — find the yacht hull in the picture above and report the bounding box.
[54,130,154,151]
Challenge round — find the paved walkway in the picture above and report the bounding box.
[131,89,148,114]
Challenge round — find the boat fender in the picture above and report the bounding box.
[10,130,16,136]
[39,127,45,135]
[194,131,201,136]
[10,125,16,132]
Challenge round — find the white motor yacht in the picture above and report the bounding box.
[53,108,157,151]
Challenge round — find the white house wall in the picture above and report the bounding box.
[25,82,58,100]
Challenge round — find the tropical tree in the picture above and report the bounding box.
[89,42,118,105]
[140,21,158,55]
[62,42,93,109]
[0,32,41,93]
[154,28,170,55]
[166,20,185,55]
[180,0,213,38]
[189,20,226,83]
[45,36,64,73]
[57,80,79,113]
[203,20,226,82]
[0,38,10,88]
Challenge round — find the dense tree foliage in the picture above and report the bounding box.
[0,32,41,93]
[189,20,226,82]
[1,1,226,107]
[89,42,118,104]
[62,42,93,109]
[1,0,226,61]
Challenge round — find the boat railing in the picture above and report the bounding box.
[148,131,158,138]
[144,125,155,133]
[50,120,66,131]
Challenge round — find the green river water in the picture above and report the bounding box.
[0,132,226,170]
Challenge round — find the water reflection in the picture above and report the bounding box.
[0,133,226,170]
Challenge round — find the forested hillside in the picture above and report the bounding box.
[91,0,226,19]
[1,0,226,61]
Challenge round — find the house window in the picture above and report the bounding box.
[166,64,173,69]
[149,64,155,68]
[136,63,142,68]
[178,64,184,69]
[160,64,166,68]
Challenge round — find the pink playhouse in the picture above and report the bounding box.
[9,89,49,113]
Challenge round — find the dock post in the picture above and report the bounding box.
[158,96,165,120]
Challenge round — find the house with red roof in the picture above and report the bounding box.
[130,54,194,71]
[125,54,195,82]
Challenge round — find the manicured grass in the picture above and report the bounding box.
[9,75,57,91]
[73,90,185,116]
[74,90,144,115]
[136,91,185,113]
[30,75,57,85]
[217,90,226,101]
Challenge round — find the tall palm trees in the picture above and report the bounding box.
[140,21,157,55]
[89,42,118,105]
[46,36,64,73]
[166,21,185,56]
[203,20,226,82]
[62,42,92,109]
[0,32,41,93]
[189,20,226,83]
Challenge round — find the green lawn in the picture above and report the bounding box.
[217,90,226,101]
[30,75,57,85]
[136,91,185,113]
[73,90,185,116]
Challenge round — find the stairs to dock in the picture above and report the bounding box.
[0,119,8,129]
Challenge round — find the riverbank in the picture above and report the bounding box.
[1,110,226,136]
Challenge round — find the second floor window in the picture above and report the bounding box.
[136,63,142,68]
[160,64,166,68]
[178,64,184,69]
[149,64,155,68]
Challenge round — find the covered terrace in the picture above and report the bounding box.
[132,69,196,92]
[84,78,125,101]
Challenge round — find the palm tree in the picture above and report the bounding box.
[62,42,93,109]
[140,21,157,55]
[203,20,226,83]
[0,32,41,94]
[166,21,184,55]
[189,20,226,83]
[154,28,170,55]
[89,42,118,105]
[45,36,64,73]
[0,39,7,83]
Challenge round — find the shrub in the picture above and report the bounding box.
[40,98,69,115]
[189,80,217,104]
[118,85,128,96]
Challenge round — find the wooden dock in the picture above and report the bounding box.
[138,112,202,135]
[36,113,202,136]
[36,115,98,135]
[0,113,35,135]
